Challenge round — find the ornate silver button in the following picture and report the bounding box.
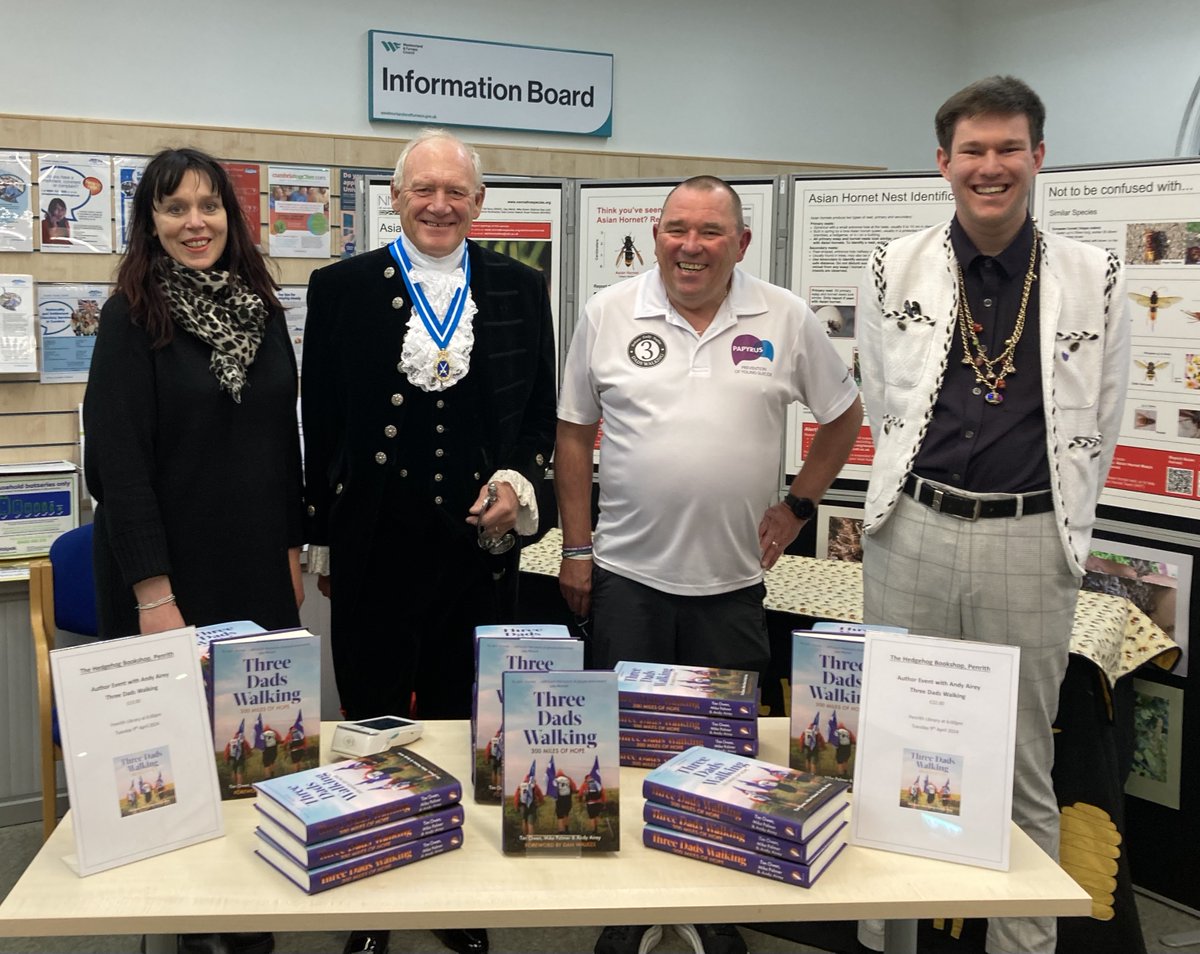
[391,296,404,310]
[536,453,545,466]
[436,399,445,409]
[434,495,443,505]
[306,504,316,516]
[384,266,396,279]
[335,483,343,494]
[434,473,443,482]
[384,425,397,438]
[391,393,404,406]
[374,451,387,465]
[435,448,444,457]
[435,424,445,434]
[400,469,408,477]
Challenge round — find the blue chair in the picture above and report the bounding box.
[29,523,96,841]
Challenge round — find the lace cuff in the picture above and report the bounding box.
[490,469,539,536]
[306,544,331,576]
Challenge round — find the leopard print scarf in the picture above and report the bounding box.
[158,257,267,402]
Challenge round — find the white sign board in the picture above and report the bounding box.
[369,31,613,137]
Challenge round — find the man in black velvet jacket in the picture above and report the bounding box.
[301,129,556,954]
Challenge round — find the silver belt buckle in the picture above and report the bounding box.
[931,487,981,520]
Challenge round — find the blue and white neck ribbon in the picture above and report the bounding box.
[389,237,471,382]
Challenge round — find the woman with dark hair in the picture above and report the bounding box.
[41,196,70,244]
[84,146,304,642]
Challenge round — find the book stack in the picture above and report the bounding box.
[642,746,850,888]
[252,745,464,894]
[615,661,759,769]
[472,624,582,803]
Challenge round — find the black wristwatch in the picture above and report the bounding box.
[782,493,816,521]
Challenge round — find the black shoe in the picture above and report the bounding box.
[691,924,747,954]
[343,931,390,954]
[225,934,274,954]
[431,928,489,954]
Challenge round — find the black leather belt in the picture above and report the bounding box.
[904,475,1053,520]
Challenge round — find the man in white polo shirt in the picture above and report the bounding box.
[556,176,862,954]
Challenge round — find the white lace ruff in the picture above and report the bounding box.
[399,265,478,392]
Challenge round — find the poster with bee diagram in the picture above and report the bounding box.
[1034,160,1200,518]
[576,178,776,310]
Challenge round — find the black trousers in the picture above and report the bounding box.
[330,504,516,721]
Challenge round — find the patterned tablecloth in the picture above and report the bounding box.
[521,528,1180,686]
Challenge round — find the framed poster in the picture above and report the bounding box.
[1125,678,1185,810]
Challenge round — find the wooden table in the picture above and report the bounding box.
[0,720,1089,954]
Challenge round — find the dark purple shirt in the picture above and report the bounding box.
[912,216,1050,494]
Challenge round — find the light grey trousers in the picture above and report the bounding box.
[859,488,1078,954]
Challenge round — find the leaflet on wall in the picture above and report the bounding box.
[1034,161,1200,519]
[278,285,307,371]
[50,626,224,876]
[0,151,34,251]
[575,180,777,309]
[38,153,114,254]
[38,283,111,383]
[340,167,389,259]
[112,155,148,254]
[785,173,956,478]
[0,274,37,373]
[850,631,1020,871]
[221,162,262,249]
[268,166,331,258]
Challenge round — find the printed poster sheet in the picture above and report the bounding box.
[0,274,37,373]
[785,174,955,479]
[851,631,1020,871]
[38,283,111,383]
[340,167,389,259]
[113,155,148,254]
[268,165,331,258]
[576,180,777,309]
[0,151,34,251]
[38,152,113,254]
[278,285,307,371]
[221,162,262,248]
[50,627,223,876]
[1034,161,1200,519]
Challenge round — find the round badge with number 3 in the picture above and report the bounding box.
[628,333,666,367]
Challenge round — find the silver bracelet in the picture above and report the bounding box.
[135,593,176,611]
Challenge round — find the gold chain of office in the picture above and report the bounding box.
[955,232,1039,406]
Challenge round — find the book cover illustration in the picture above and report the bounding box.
[643,746,848,843]
[618,710,757,738]
[790,632,862,784]
[114,745,176,817]
[254,745,462,844]
[255,802,465,869]
[643,801,847,865]
[620,728,758,755]
[472,632,582,804]
[615,661,758,719]
[899,748,963,817]
[643,822,847,888]
[255,826,463,894]
[502,669,619,853]
[209,628,320,799]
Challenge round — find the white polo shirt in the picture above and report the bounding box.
[558,266,858,596]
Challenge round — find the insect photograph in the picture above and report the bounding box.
[1129,290,1183,330]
